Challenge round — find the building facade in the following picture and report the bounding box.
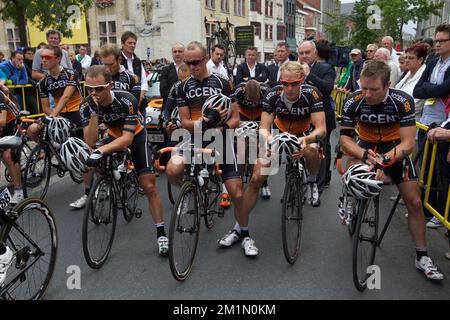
[320,0,340,41]
[416,0,450,39]
[284,0,297,53]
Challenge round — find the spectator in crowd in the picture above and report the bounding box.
[160,43,185,104]
[90,50,102,66]
[235,46,268,85]
[365,44,378,61]
[0,51,28,86]
[0,52,5,63]
[413,23,450,227]
[36,42,46,50]
[23,47,35,81]
[344,48,364,93]
[0,68,9,95]
[395,44,427,122]
[68,50,83,80]
[315,39,331,63]
[382,35,399,65]
[21,47,38,114]
[32,29,72,81]
[374,47,400,86]
[298,40,336,191]
[207,44,229,79]
[59,44,68,51]
[268,42,290,87]
[120,31,148,114]
[422,38,437,65]
[398,54,408,80]
[76,45,92,74]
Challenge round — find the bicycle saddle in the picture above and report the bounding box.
[0,135,22,149]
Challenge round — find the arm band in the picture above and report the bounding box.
[122,128,135,134]
[340,129,355,138]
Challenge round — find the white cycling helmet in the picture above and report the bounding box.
[235,121,259,141]
[170,107,181,128]
[342,163,383,199]
[202,93,232,126]
[59,137,91,179]
[47,117,71,144]
[268,132,300,155]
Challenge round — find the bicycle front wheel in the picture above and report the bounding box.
[121,169,140,222]
[169,181,200,281]
[204,174,221,229]
[0,198,57,300]
[352,197,379,292]
[23,144,51,199]
[281,172,303,264]
[82,175,117,269]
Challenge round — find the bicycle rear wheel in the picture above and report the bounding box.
[82,175,117,269]
[0,198,57,300]
[23,144,51,199]
[167,180,176,205]
[169,181,200,281]
[121,169,140,222]
[352,197,379,291]
[281,172,303,264]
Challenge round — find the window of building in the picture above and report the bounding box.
[250,0,261,13]
[265,24,273,40]
[277,4,283,20]
[206,0,215,9]
[265,0,273,17]
[277,24,286,40]
[221,0,229,12]
[6,28,21,52]
[235,0,245,16]
[251,22,261,38]
[99,20,117,46]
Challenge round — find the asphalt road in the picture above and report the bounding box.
[25,130,450,300]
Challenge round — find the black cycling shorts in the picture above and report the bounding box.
[358,139,418,185]
[1,121,15,137]
[98,130,155,176]
[61,111,83,139]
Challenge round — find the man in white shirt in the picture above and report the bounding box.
[206,44,229,79]
[374,47,400,86]
[382,36,399,66]
[76,45,92,73]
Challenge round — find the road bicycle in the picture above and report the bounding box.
[82,149,142,269]
[155,144,224,281]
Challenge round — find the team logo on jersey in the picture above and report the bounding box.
[404,100,411,112]
[311,90,319,100]
[354,94,364,101]
[129,104,134,115]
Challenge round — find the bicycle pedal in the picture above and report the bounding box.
[134,209,142,219]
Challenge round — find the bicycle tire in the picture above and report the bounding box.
[169,181,200,281]
[347,197,357,237]
[121,169,140,222]
[352,197,379,292]
[281,172,303,264]
[167,180,175,205]
[204,173,221,229]
[23,144,51,199]
[82,175,117,269]
[0,198,57,300]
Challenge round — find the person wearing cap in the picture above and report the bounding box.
[344,48,364,93]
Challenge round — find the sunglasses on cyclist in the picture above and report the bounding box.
[281,79,303,87]
[41,54,56,61]
[85,83,110,93]
[184,57,205,66]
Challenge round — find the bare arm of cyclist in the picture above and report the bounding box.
[305,111,326,145]
[340,127,377,164]
[178,105,203,132]
[222,102,240,130]
[384,126,416,162]
[0,110,7,130]
[40,97,52,116]
[97,124,136,155]
[51,85,77,117]
[260,111,275,144]
[83,115,99,149]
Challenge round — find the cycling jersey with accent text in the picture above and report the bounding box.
[111,66,141,102]
[176,74,231,121]
[38,67,83,113]
[262,84,324,134]
[341,88,416,143]
[0,91,19,124]
[80,90,143,138]
[231,82,270,120]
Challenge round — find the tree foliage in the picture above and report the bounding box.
[349,0,382,50]
[0,0,93,46]
[375,0,444,49]
[323,12,350,46]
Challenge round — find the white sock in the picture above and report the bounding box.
[233,222,241,233]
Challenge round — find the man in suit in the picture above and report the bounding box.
[267,42,290,88]
[235,46,268,85]
[298,40,337,194]
[160,43,185,104]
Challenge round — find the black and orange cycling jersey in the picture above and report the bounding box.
[111,66,141,102]
[38,67,83,113]
[0,91,20,125]
[341,88,416,143]
[231,82,270,121]
[176,74,231,122]
[262,84,324,135]
[80,90,144,138]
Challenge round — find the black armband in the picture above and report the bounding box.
[122,128,135,134]
[361,149,369,162]
[340,129,355,138]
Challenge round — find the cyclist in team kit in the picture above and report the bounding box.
[80,65,168,256]
[339,60,443,280]
[231,79,272,199]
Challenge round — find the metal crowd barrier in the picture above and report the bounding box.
[331,88,348,120]
[416,121,450,231]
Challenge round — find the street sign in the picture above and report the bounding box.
[234,26,254,56]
